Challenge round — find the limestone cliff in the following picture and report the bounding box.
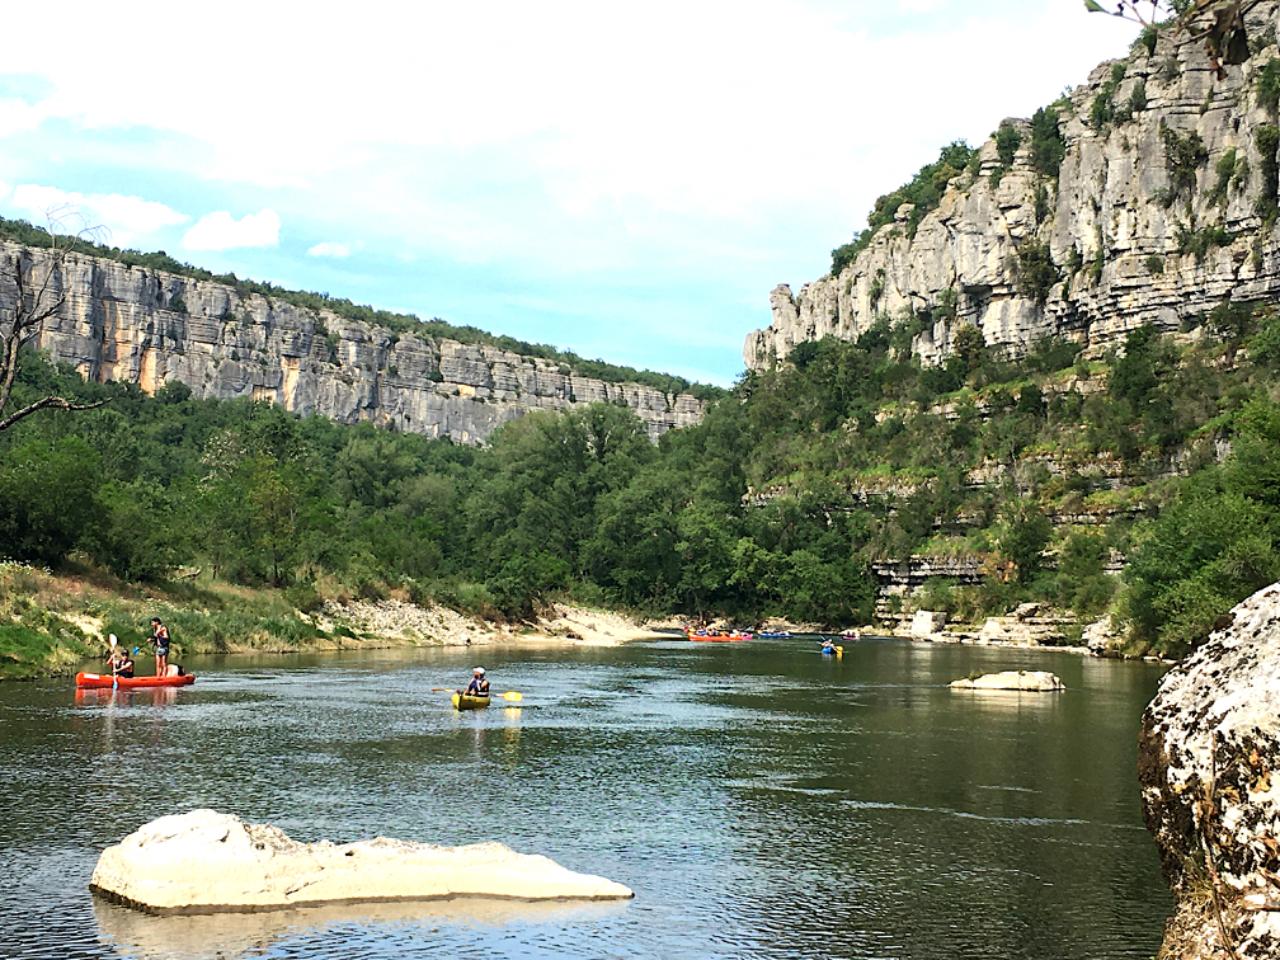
[746,3,1280,369]
[0,241,706,444]
[1139,581,1280,958]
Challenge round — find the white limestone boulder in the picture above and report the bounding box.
[1139,582,1280,958]
[1082,615,1123,657]
[949,670,1064,691]
[90,810,634,914]
[910,609,947,638]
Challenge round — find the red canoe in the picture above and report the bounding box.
[75,672,196,689]
[689,633,753,643]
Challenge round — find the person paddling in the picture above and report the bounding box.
[460,667,490,697]
[148,617,171,678]
[106,637,135,679]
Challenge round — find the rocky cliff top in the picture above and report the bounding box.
[0,239,707,444]
[747,2,1280,370]
[1139,581,1280,958]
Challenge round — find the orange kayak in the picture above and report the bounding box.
[75,672,196,689]
[689,633,753,642]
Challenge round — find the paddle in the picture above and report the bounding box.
[108,634,119,689]
[431,688,524,702]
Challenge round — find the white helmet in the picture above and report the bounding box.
[474,667,485,675]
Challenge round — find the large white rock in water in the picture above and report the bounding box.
[910,609,947,638]
[90,810,634,913]
[949,670,1064,691]
[1139,582,1280,959]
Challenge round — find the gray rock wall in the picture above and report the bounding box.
[1139,581,1280,958]
[746,3,1280,369]
[0,242,706,444]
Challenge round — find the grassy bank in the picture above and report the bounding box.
[0,561,407,680]
[0,561,663,680]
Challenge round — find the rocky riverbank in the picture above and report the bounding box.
[1139,581,1280,959]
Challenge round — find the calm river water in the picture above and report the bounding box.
[0,636,1169,960]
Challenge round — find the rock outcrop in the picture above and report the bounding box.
[90,810,634,913]
[1139,582,1280,959]
[746,3,1280,370]
[0,241,706,444]
[949,670,1065,691]
[910,609,948,638]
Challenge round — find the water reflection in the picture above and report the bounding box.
[93,894,629,960]
[74,686,180,708]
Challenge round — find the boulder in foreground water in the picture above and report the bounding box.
[90,810,634,913]
[949,670,1064,691]
[1139,582,1280,959]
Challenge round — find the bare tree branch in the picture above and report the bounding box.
[0,395,108,433]
[0,214,110,432]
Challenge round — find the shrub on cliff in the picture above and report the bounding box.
[1029,106,1066,178]
[830,141,976,275]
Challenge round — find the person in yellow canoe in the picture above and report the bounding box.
[460,667,490,697]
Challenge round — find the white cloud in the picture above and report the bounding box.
[307,240,351,258]
[182,208,280,251]
[897,0,946,13]
[0,98,45,138]
[0,0,1145,376]
[5,183,188,246]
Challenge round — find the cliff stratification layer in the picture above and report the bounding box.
[1,241,705,444]
[746,3,1280,368]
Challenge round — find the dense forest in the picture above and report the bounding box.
[3,292,1279,657]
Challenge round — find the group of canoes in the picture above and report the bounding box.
[682,626,855,659]
[686,627,754,642]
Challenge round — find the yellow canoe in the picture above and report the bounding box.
[452,692,491,711]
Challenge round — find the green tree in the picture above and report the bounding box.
[997,500,1052,583]
[0,436,101,565]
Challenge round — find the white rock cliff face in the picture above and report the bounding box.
[746,3,1280,369]
[90,810,634,913]
[0,241,706,444]
[1139,582,1280,959]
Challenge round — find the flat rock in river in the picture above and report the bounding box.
[90,810,634,913]
[949,670,1064,691]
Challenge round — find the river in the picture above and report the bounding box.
[0,636,1170,960]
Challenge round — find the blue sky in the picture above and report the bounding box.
[0,1,1137,386]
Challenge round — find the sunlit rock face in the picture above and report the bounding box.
[1139,582,1280,959]
[90,809,635,912]
[0,241,706,444]
[746,2,1280,370]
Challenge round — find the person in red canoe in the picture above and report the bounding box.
[148,617,171,677]
[106,642,134,679]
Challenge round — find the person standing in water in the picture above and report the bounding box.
[149,617,171,677]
